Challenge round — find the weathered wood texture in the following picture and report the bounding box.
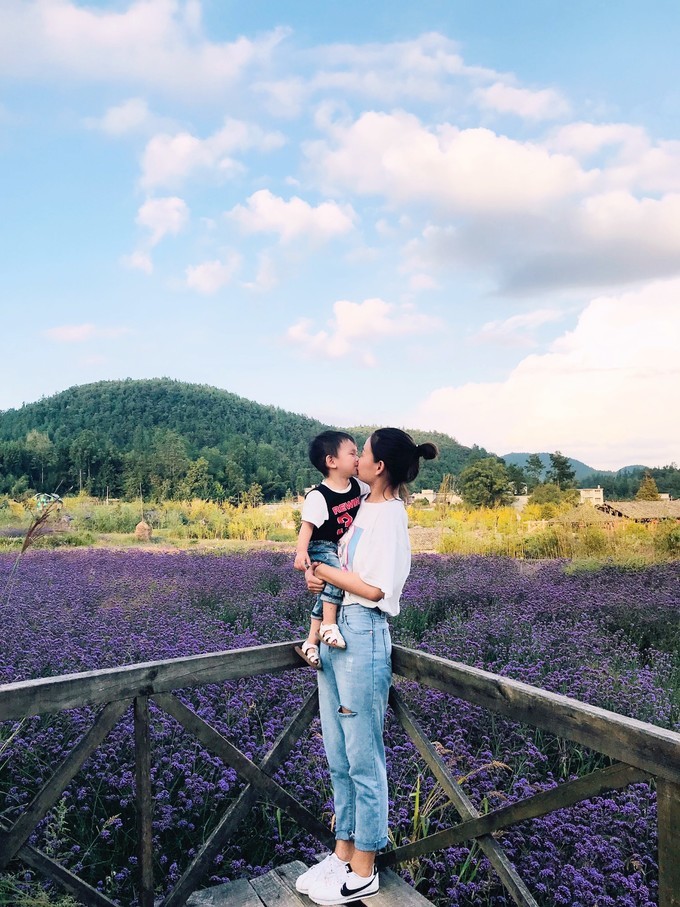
[162,688,320,907]
[134,696,155,907]
[386,759,648,866]
[388,689,538,907]
[0,641,303,722]
[276,859,436,907]
[392,645,680,783]
[187,877,264,906]
[153,692,334,849]
[0,818,118,907]
[250,870,302,906]
[0,697,130,869]
[3,641,680,907]
[657,778,680,907]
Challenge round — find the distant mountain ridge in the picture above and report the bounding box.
[0,379,485,498]
[501,452,651,482]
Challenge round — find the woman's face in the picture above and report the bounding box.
[358,437,380,485]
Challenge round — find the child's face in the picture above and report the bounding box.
[329,439,359,479]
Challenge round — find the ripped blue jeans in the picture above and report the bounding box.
[317,604,392,852]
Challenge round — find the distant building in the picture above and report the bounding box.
[434,492,463,505]
[411,489,436,504]
[580,486,604,506]
[411,489,462,505]
[597,501,680,522]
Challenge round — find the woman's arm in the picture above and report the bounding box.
[306,562,384,602]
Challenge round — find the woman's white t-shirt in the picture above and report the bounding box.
[338,498,411,616]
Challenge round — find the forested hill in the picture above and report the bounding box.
[0,379,483,501]
[0,379,325,454]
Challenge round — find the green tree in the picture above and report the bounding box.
[69,430,99,493]
[635,471,660,500]
[547,451,576,489]
[241,482,264,508]
[505,464,527,495]
[179,458,214,499]
[25,429,54,489]
[525,454,544,490]
[150,429,190,498]
[528,482,563,505]
[457,458,512,508]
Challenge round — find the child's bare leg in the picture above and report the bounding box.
[306,616,322,646]
[321,602,337,630]
[320,602,346,648]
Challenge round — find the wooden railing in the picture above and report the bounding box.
[1,641,679,907]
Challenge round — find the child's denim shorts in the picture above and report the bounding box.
[308,539,343,619]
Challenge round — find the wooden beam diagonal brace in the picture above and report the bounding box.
[392,646,680,784]
[0,818,118,907]
[388,688,539,907]
[384,760,648,866]
[153,692,334,853]
[161,687,320,907]
[0,698,131,870]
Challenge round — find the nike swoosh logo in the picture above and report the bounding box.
[340,875,376,897]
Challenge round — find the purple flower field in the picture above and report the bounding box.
[1,550,679,906]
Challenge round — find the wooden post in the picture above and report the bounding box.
[134,696,154,907]
[657,778,680,907]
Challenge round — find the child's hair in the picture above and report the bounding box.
[369,428,438,499]
[309,430,356,476]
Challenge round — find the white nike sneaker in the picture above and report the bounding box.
[309,863,379,905]
[295,852,348,894]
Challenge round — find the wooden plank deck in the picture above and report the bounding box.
[186,860,435,907]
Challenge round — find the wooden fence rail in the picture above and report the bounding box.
[1,641,679,907]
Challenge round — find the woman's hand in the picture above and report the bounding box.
[305,563,325,593]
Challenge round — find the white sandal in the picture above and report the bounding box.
[320,623,347,649]
[295,641,322,669]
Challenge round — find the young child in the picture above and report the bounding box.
[294,430,368,669]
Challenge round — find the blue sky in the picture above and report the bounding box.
[2,0,679,470]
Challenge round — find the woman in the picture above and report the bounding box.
[295,427,437,906]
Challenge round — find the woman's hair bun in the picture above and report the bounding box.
[417,442,438,461]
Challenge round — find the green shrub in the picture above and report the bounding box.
[654,520,680,556]
[267,527,297,542]
[33,531,96,549]
[576,525,608,557]
[521,527,572,559]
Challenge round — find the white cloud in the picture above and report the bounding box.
[44,324,131,343]
[121,250,154,274]
[140,119,285,190]
[306,32,499,106]
[87,97,150,136]
[409,273,438,291]
[136,196,189,246]
[243,253,278,292]
[228,190,356,243]
[474,81,570,120]
[185,252,241,294]
[305,109,680,293]
[549,121,648,159]
[405,186,680,294]
[254,77,307,118]
[413,279,680,469]
[0,0,286,98]
[474,309,565,346]
[286,297,440,366]
[305,111,592,214]
[549,122,680,194]
[502,191,680,291]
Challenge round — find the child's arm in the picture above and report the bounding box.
[294,521,315,571]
